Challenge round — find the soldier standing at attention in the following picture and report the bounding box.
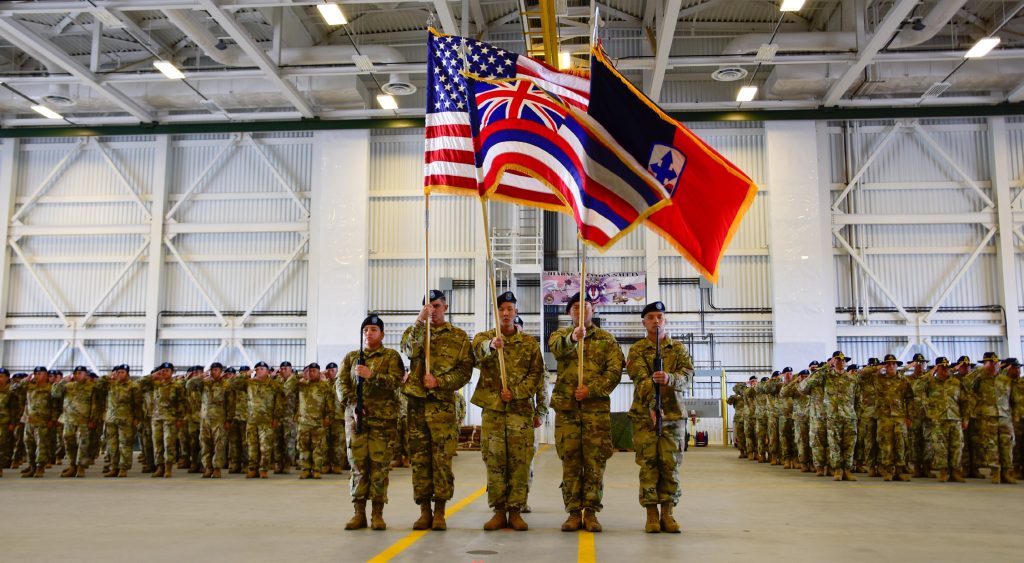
[625,301,692,534]
[401,289,474,531]
[904,353,933,478]
[339,314,406,531]
[875,354,912,482]
[186,363,231,478]
[472,292,545,532]
[955,356,983,478]
[549,292,624,533]
[803,361,829,476]
[742,376,758,461]
[726,383,747,458]
[284,363,333,479]
[96,365,141,477]
[926,357,967,483]
[181,365,203,474]
[971,352,1017,484]
[275,361,297,474]
[323,362,349,474]
[801,351,858,481]
[51,366,99,478]
[227,366,248,473]
[232,361,285,479]
[0,369,15,477]
[139,362,183,478]
[854,358,881,476]
[13,367,55,478]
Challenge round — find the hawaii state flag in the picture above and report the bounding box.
[588,48,758,282]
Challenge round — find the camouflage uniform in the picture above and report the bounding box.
[139,376,184,469]
[626,336,692,508]
[784,379,811,469]
[927,374,966,477]
[778,379,797,466]
[0,379,15,470]
[854,366,880,472]
[95,377,141,472]
[186,376,231,472]
[1012,377,1024,476]
[753,382,771,461]
[971,370,1015,473]
[804,371,829,471]
[548,324,624,513]
[89,380,106,462]
[51,378,100,470]
[471,328,545,512]
[284,375,333,476]
[183,377,202,470]
[12,378,54,471]
[325,375,348,473]
[961,367,983,476]
[401,321,474,504]
[906,371,932,476]
[726,384,746,456]
[231,376,285,474]
[742,385,758,460]
[138,384,155,471]
[875,372,911,477]
[763,378,782,464]
[338,346,405,503]
[801,366,858,473]
[228,378,249,470]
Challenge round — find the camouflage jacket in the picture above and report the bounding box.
[0,382,13,424]
[874,374,912,419]
[971,371,1013,419]
[856,366,880,418]
[51,379,100,425]
[754,383,771,418]
[401,322,473,404]
[95,377,142,425]
[742,385,758,417]
[927,376,966,421]
[782,380,807,419]
[801,366,858,420]
[138,377,184,421]
[905,371,931,419]
[727,383,746,418]
[12,379,54,425]
[337,345,405,422]
[230,377,285,426]
[471,328,545,416]
[625,336,693,423]
[284,377,333,427]
[961,368,983,418]
[1012,377,1024,421]
[185,376,231,423]
[185,379,202,423]
[548,324,624,413]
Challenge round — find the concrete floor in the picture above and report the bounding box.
[2,446,1023,563]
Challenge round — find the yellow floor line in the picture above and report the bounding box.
[578,530,596,563]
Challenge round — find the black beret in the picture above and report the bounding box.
[798,369,810,375]
[361,315,384,331]
[565,292,594,314]
[239,365,251,372]
[747,375,757,381]
[210,362,224,370]
[158,362,174,370]
[496,291,517,307]
[782,366,793,373]
[759,376,769,382]
[422,289,445,304]
[279,361,292,368]
[224,367,236,374]
[113,364,130,372]
[640,301,666,317]
[47,369,60,376]
[0,368,8,376]
[73,365,88,373]
[306,362,321,370]
[771,370,780,377]
[254,361,269,369]
[846,364,859,372]
[32,366,47,373]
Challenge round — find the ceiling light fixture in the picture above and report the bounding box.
[153,60,185,80]
[736,86,758,102]
[377,94,398,110]
[30,104,62,120]
[558,51,572,70]
[317,3,347,26]
[964,37,1000,58]
[779,0,805,12]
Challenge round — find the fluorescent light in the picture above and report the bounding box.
[31,104,62,120]
[317,3,347,26]
[153,60,185,80]
[965,37,1000,58]
[376,94,398,110]
[558,51,572,70]
[780,0,805,12]
[736,86,758,102]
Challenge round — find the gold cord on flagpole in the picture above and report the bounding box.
[480,198,508,391]
[424,193,431,376]
[578,242,586,388]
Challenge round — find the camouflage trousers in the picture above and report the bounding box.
[407,397,458,504]
[88,423,103,460]
[908,419,930,472]
[0,422,14,467]
[274,421,297,467]
[138,418,154,468]
[13,422,25,464]
[105,422,134,470]
[62,423,92,467]
[976,416,1015,469]
[755,417,769,458]
[181,421,199,465]
[50,423,61,464]
[297,423,327,472]
[634,420,683,507]
[876,416,908,469]
[854,416,878,469]
[200,419,227,470]
[228,420,246,468]
[744,417,757,456]
[963,419,980,474]
[1014,419,1024,470]
[734,418,746,454]
[246,423,275,472]
[481,410,534,511]
[152,420,178,465]
[347,418,398,503]
[930,419,963,472]
[767,415,780,459]
[326,420,346,469]
[24,422,51,466]
[809,417,828,468]
[778,416,795,461]
[827,417,856,470]
[395,413,409,460]
[794,417,811,465]
[555,409,612,512]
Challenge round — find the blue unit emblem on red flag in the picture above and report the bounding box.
[647,143,686,196]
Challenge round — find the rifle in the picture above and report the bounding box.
[653,327,663,437]
[355,335,366,434]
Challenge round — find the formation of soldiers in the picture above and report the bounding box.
[0,291,694,535]
[727,351,1023,484]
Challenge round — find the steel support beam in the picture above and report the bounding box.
[164,237,228,326]
[648,0,682,103]
[910,122,995,208]
[922,227,997,322]
[164,134,238,221]
[93,138,153,220]
[10,139,86,224]
[80,239,150,327]
[833,227,914,323]
[8,239,69,327]
[238,233,308,324]
[989,117,1023,358]
[831,121,902,212]
[143,136,170,371]
[432,0,458,35]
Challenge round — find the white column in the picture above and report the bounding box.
[309,130,371,364]
[142,135,170,372]
[988,117,1022,359]
[765,121,836,366]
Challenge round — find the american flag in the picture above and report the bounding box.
[471,76,670,249]
[424,28,589,208]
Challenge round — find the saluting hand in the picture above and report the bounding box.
[416,304,431,324]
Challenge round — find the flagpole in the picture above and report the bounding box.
[578,241,586,388]
[424,192,431,376]
[480,198,509,391]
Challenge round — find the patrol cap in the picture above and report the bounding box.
[73,365,88,373]
[934,357,950,367]
[982,351,999,363]
[798,369,810,375]
[325,362,338,370]
[882,354,903,366]
[496,291,517,307]
[910,353,928,363]
[306,362,321,370]
[113,364,130,373]
[831,351,849,361]
[565,292,594,315]
[782,367,793,373]
[640,301,666,317]
[210,362,224,370]
[224,367,236,374]
[514,316,524,327]
[279,361,292,368]
[422,289,445,304]
[239,365,251,372]
[361,315,384,331]
[955,355,971,366]
[1001,357,1020,368]
[157,362,174,371]
[867,357,879,367]
[254,361,269,369]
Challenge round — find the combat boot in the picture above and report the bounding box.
[483,505,507,531]
[1001,469,1017,484]
[801,463,813,473]
[432,500,447,531]
[0,468,4,477]
[212,468,222,478]
[882,467,893,481]
[747,453,756,461]
[259,470,268,479]
[583,509,602,533]
[75,465,86,478]
[331,465,344,475]
[561,510,583,532]
[738,451,746,459]
[141,464,154,474]
[177,458,189,470]
[345,501,367,530]
[991,467,1003,484]
[644,505,660,533]
[950,470,966,483]
[151,463,165,478]
[60,465,76,478]
[117,468,127,477]
[842,469,857,481]
[299,469,311,479]
[246,469,258,479]
[412,503,433,530]
[188,463,201,474]
[814,466,824,476]
[660,502,681,533]
[202,467,213,478]
[229,464,242,474]
[371,501,387,530]
[164,462,173,478]
[937,470,949,482]
[913,467,927,478]
[21,464,34,475]
[832,469,843,481]
[507,508,528,531]
[782,460,791,469]
[868,466,880,478]
[312,471,322,479]
[895,471,911,482]
[33,465,44,478]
